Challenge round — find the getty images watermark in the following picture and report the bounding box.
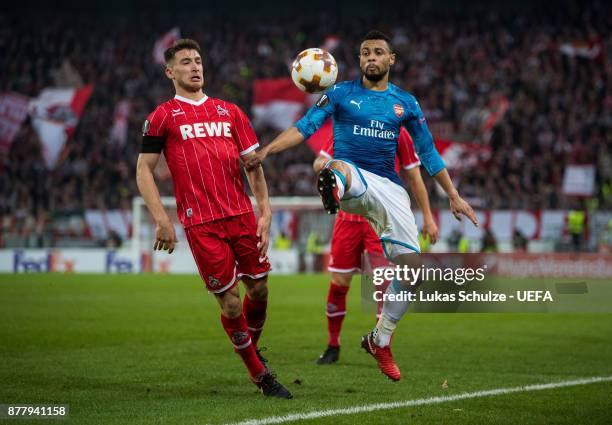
[373,264,488,286]
[361,253,612,313]
[371,264,500,303]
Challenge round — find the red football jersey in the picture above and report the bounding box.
[319,127,420,222]
[143,95,258,228]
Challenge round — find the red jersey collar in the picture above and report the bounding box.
[174,94,208,106]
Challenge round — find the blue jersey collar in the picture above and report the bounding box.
[358,78,392,94]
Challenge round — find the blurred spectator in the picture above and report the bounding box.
[306,231,324,255]
[447,229,462,252]
[305,230,325,272]
[274,232,292,250]
[481,228,498,253]
[458,234,471,253]
[418,232,431,252]
[513,229,528,252]
[105,230,123,249]
[567,209,586,251]
[597,219,612,253]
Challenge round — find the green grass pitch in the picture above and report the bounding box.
[1,273,611,424]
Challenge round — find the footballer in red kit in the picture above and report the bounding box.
[143,93,269,292]
[136,39,291,398]
[312,126,439,365]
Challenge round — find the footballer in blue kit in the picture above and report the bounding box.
[294,79,445,187]
[246,30,478,381]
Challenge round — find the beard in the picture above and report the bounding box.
[177,77,204,92]
[362,66,387,82]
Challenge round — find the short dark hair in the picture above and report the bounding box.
[361,30,393,53]
[164,39,202,64]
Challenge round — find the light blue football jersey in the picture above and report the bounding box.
[295,79,445,185]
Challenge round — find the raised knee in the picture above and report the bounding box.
[329,161,352,188]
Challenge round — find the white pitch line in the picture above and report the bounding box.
[221,375,612,425]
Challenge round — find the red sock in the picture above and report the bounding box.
[243,295,267,348]
[220,314,266,379]
[326,283,349,347]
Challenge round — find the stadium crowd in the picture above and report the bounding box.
[0,1,610,245]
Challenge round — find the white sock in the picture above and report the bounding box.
[373,280,410,347]
[373,314,396,347]
[382,279,411,322]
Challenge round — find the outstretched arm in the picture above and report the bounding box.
[136,153,177,253]
[244,127,305,171]
[245,89,337,171]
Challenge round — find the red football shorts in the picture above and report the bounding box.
[185,212,271,293]
[328,218,389,273]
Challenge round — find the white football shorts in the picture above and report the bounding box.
[338,160,420,259]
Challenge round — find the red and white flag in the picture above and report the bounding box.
[435,139,490,170]
[0,92,30,153]
[559,39,603,61]
[109,99,131,146]
[322,35,340,52]
[153,27,181,65]
[252,78,307,131]
[29,85,94,168]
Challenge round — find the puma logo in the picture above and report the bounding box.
[350,100,363,109]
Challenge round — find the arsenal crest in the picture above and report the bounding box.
[393,104,404,118]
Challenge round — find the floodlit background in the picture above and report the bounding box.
[0,1,611,423]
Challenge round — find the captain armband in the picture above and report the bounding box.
[141,136,165,153]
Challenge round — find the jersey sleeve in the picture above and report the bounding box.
[141,106,169,153]
[294,85,339,139]
[231,105,260,156]
[402,96,445,176]
[397,127,420,170]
